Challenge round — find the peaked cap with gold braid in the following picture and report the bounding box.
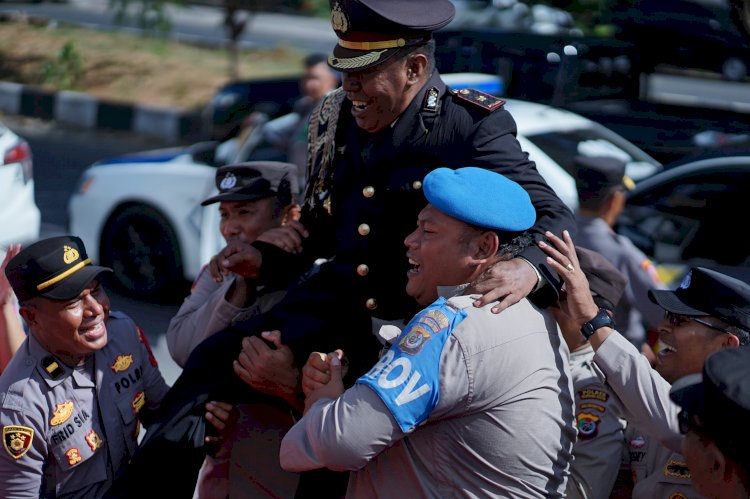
[328,0,455,71]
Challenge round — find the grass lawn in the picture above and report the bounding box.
[0,13,305,110]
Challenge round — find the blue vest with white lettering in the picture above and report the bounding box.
[356,297,467,433]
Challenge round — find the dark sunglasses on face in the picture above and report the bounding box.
[664,311,732,335]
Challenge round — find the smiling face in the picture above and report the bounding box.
[21,279,110,365]
[219,198,284,243]
[404,205,489,306]
[655,313,735,383]
[340,51,421,133]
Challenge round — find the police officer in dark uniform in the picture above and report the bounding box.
[107,1,576,497]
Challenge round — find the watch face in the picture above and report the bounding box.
[581,309,614,339]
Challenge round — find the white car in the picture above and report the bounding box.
[1,121,41,251]
[68,74,661,299]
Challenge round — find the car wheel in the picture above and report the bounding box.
[100,204,185,301]
[722,57,748,81]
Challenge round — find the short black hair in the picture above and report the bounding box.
[304,53,329,68]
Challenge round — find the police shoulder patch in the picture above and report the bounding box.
[451,88,505,111]
[3,425,34,459]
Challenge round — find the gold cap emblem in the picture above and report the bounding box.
[331,1,349,33]
[62,245,80,265]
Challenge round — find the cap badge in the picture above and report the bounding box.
[3,426,34,459]
[50,401,74,426]
[219,172,237,191]
[331,1,349,33]
[679,271,692,290]
[63,245,80,265]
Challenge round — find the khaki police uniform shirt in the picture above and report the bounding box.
[625,425,704,498]
[166,265,286,368]
[0,311,169,498]
[575,213,666,344]
[281,288,575,498]
[594,332,703,498]
[566,344,628,499]
[165,265,297,498]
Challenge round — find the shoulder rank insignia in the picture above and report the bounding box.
[3,426,34,459]
[422,86,440,112]
[452,88,505,111]
[111,354,134,373]
[42,356,65,379]
[50,401,74,426]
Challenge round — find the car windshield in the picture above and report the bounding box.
[525,128,658,180]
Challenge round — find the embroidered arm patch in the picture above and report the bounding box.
[356,297,466,433]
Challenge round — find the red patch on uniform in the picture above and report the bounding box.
[137,326,158,367]
[66,447,82,466]
[85,429,103,452]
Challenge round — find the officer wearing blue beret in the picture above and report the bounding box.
[109,0,575,496]
[280,167,575,497]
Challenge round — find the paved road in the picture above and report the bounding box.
[0,0,337,54]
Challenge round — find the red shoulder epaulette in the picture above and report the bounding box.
[451,88,505,111]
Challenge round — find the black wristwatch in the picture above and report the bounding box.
[580,308,615,340]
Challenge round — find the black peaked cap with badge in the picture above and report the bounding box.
[5,235,112,303]
[670,346,750,459]
[649,266,750,332]
[574,155,635,199]
[201,161,300,206]
[327,0,455,71]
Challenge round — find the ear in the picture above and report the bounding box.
[470,231,499,263]
[19,305,36,328]
[405,53,428,84]
[723,332,741,349]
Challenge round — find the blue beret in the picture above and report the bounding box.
[423,167,536,231]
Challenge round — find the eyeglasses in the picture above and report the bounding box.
[664,311,732,335]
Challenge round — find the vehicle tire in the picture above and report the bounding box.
[100,204,185,301]
[722,56,748,81]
